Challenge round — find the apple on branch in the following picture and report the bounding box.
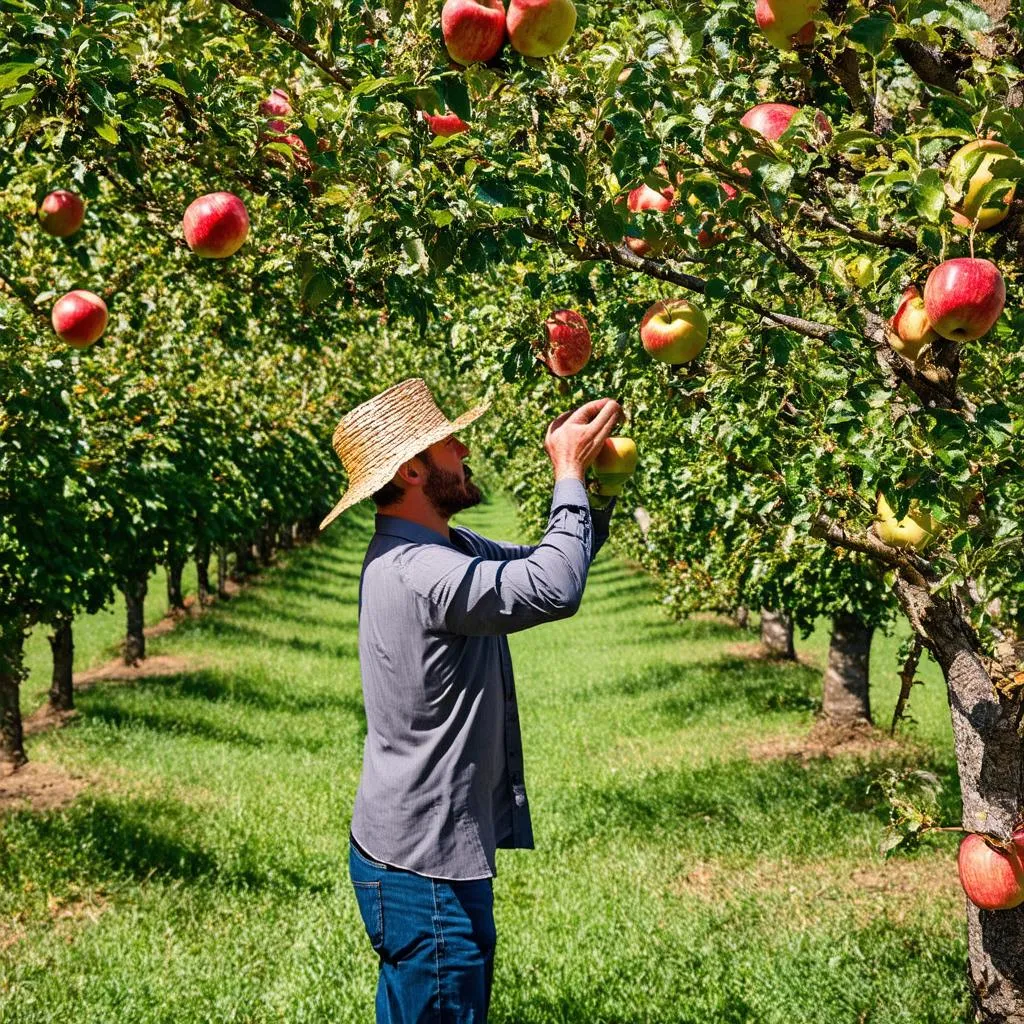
[888,285,938,362]
[688,181,738,249]
[640,298,708,364]
[958,831,1024,911]
[624,173,676,256]
[923,258,1005,343]
[740,102,832,145]
[260,120,311,169]
[421,110,470,137]
[874,493,940,552]
[539,309,591,376]
[52,290,108,348]
[441,0,506,65]
[259,87,292,117]
[38,190,85,238]
[507,0,576,57]
[754,0,820,51]
[182,192,250,258]
[945,139,1019,232]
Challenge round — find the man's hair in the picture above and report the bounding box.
[371,447,432,508]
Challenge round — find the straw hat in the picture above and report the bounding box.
[319,378,489,531]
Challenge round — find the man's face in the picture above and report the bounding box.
[421,435,482,518]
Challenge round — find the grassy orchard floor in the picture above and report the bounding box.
[2,496,968,1023]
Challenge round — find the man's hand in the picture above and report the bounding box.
[544,398,624,482]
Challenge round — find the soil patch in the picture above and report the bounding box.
[725,640,822,670]
[746,719,907,763]
[0,761,89,814]
[71,653,202,690]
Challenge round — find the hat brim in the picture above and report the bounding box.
[318,400,490,532]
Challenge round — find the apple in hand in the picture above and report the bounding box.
[640,298,708,364]
[259,87,292,117]
[441,0,506,65]
[875,493,940,552]
[52,290,107,348]
[958,830,1024,911]
[754,0,820,50]
[541,309,591,376]
[507,0,576,57]
[592,436,638,497]
[38,190,85,238]
[421,110,470,136]
[888,285,938,361]
[945,139,1018,231]
[182,192,250,258]
[923,258,1005,342]
[740,103,831,145]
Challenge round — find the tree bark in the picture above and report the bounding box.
[122,573,148,665]
[166,554,186,612]
[258,522,274,566]
[195,540,212,605]
[278,524,293,550]
[47,615,75,712]
[822,613,873,726]
[734,605,750,629]
[234,537,255,580]
[0,618,27,769]
[217,545,229,598]
[892,576,1024,1020]
[760,608,795,659]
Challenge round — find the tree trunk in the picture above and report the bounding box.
[234,538,254,580]
[166,554,186,612]
[196,541,212,605]
[734,606,750,630]
[258,523,274,566]
[760,608,795,659]
[0,619,27,769]
[278,524,293,551]
[822,613,873,726]
[217,545,229,598]
[122,573,147,665]
[893,576,1024,1021]
[47,615,75,712]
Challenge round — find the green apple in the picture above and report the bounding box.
[945,139,1018,231]
[507,0,576,57]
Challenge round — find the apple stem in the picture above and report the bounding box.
[969,224,976,260]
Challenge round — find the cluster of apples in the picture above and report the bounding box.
[422,0,577,137]
[38,186,250,349]
[886,140,1014,365]
[258,87,310,169]
[958,828,1024,912]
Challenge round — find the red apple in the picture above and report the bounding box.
[259,88,292,117]
[507,0,576,57]
[958,830,1024,911]
[441,0,506,65]
[421,110,470,136]
[52,290,107,348]
[182,192,250,258]
[640,298,708,364]
[541,309,591,376]
[923,258,1005,342]
[38,190,85,238]
[889,285,938,360]
[624,177,677,255]
[740,102,831,144]
[754,0,819,50]
[691,181,738,248]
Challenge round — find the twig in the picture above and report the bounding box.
[891,636,923,735]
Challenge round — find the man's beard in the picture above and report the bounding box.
[423,462,483,518]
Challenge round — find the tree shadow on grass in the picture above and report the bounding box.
[177,618,359,660]
[602,657,820,720]
[562,748,962,859]
[0,795,340,896]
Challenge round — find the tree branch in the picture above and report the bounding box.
[798,204,920,255]
[0,269,47,325]
[224,0,353,88]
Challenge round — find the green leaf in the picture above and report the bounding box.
[1,85,35,109]
[94,121,119,144]
[848,15,895,55]
[251,0,292,23]
[912,169,945,222]
[704,278,729,301]
[150,76,186,96]
[0,61,36,91]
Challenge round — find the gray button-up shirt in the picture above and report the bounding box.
[350,477,614,880]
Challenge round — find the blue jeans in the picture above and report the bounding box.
[349,839,496,1023]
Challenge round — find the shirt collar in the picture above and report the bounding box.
[375,514,456,548]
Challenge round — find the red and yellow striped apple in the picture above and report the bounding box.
[923,258,1005,342]
[640,298,708,364]
[182,192,250,259]
[38,190,85,238]
[958,831,1024,912]
[421,110,470,136]
[441,0,506,65]
[888,285,938,361]
[541,309,591,377]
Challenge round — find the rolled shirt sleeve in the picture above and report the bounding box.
[402,478,608,637]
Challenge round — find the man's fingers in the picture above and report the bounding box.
[567,398,613,424]
[544,410,573,440]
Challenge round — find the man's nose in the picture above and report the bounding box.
[456,440,470,458]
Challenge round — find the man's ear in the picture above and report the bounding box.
[395,457,426,488]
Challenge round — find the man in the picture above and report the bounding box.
[319,378,622,1023]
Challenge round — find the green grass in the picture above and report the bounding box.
[1,496,968,1023]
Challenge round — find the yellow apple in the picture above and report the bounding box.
[875,493,940,552]
[592,436,638,496]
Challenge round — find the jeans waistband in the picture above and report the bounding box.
[350,832,391,870]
